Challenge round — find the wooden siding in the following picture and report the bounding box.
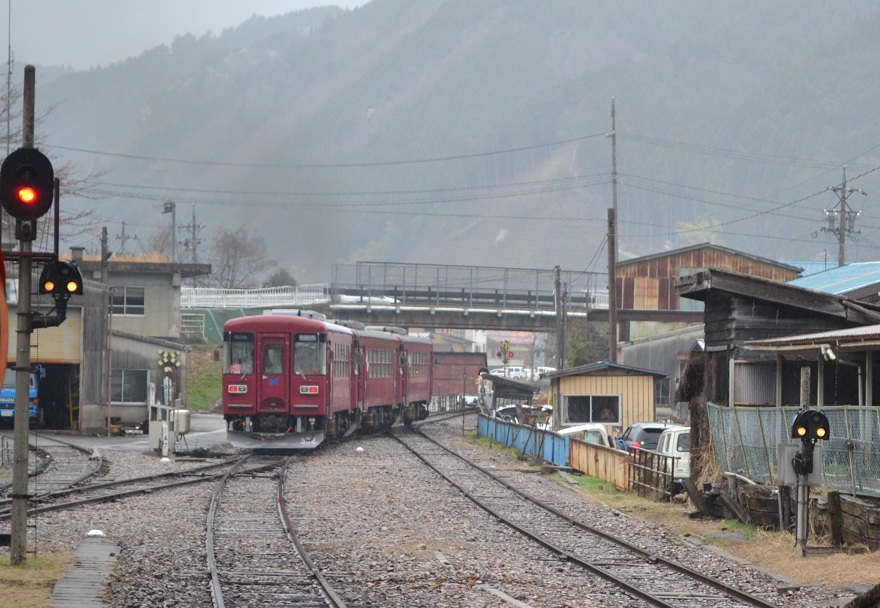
[555,373,656,429]
[569,439,628,490]
[617,246,800,311]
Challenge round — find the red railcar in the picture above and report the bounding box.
[432,351,489,406]
[222,312,431,449]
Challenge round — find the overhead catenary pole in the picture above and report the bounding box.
[10,64,35,566]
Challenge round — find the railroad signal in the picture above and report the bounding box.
[0,148,54,221]
[39,260,83,298]
[791,410,830,442]
[508,351,515,358]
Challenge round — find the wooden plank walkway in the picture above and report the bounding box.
[50,536,119,608]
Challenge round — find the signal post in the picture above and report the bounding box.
[2,66,81,566]
[789,409,830,554]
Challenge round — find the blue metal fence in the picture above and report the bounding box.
[478,414,568,466]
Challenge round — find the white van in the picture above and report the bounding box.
[557,423,614,448]
[656,426,690,484]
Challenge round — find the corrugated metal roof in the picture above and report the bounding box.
[544,361,667,379]
[747,323,880,348]
[788,262,880,295]
[618,242,802,272]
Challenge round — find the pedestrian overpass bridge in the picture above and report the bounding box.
[181,262,700,338]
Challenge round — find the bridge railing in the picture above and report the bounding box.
[181,285,330,309]
[331,262,609,310]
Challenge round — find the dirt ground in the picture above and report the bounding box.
[571,480,880,590]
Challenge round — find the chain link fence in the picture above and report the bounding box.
[708,403,880,497]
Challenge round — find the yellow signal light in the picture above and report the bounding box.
[66,280,79,293]
[43,280,56,292]
[796,426,807,437]
[815,427,827,439]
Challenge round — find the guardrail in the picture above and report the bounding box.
[181,285,330,309]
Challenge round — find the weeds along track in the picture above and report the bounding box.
[392,425,782,608]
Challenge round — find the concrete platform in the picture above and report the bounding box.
[50,536,119,608]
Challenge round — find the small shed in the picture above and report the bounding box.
[544,362,668,435]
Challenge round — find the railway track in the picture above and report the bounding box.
[0,432,103,501]
[206,455,348,608]
[0,453,264,522]
[392,425,781,608]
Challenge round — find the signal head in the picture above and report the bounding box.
[790,409,830,442]
[39,260,83,297]
[0,148,54,221]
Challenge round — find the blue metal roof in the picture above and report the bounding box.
[788,261,880,295]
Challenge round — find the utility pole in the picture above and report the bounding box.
[163,200,176,263]
[823,167,866,266]
[100,226,112,283]
[179,203,205,273]
[607,99,619,363]
[116,220,137,255]
[607,208,618,363]
[554,265,564,431]
[610,98,618,260]
[9,64,35,567]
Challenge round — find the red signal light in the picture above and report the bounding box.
[0,148,54,221]
[508,352,515,358]
[17,186,37,204]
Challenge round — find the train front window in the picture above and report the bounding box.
[263,343,284,375]
[225,332,254,374]
[295,333,326,375]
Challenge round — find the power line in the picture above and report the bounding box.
[46,131,608,169]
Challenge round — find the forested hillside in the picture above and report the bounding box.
[32,1,880,283]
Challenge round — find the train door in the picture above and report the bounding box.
[398,344,408,406]
[354,340,365,412]
[258,335,288,411]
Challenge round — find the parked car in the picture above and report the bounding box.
[557,423,615,448]
[618,421,685,451]
[536,366,557,377]
[656,426,690,484]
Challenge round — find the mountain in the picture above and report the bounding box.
[30,0,880,283]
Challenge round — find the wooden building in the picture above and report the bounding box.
[673,267,880,481]
[616,243,802,341]
[544,362,667,436]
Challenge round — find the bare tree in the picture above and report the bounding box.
[145,224,173,260]
[209,224,275,289]
[1,75,105,243]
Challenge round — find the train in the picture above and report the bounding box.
[221,310,433,449]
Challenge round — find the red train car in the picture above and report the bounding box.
[221,312,431,449]
[431,351,488,408]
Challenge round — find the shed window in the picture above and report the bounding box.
[111,369,148,404]
[563,395,621,425]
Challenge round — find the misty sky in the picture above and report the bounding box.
[5,0,367,70]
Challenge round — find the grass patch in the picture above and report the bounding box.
[187,344,222,413]
[0,552,74,608]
